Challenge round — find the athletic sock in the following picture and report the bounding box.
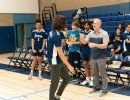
[91,77,94,81]
[39,70,42,75]
[86,77,90,81]
[30,70,33,75]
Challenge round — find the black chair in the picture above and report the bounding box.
[106,54,123,83]
[42,60,51,72]
[20,49,33,70]
[15,48,28,68]
[114,56,130,87]
[8,48,22,68]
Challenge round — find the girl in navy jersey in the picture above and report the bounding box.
[28,19,47,80]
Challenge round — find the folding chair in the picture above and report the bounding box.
[106,54,123,83]
[20,49,33,70]
[8,48,22,68]
[15,48,28,68]
[114,56,130,87]
[42,60,51,72]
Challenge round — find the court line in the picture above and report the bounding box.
[8,89,49,100]
[0,97,6,100]
[82,86,125,100]
[0,72,50,86]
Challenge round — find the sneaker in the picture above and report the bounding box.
[99,91,108,97]
[89,80,94,87]
[80,80,90,85]
[38,74,43,80]
[89,87,100,94]
[28,74,33,80]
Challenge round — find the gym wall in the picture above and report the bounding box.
[0,0,39,52]
[39,0,130,17]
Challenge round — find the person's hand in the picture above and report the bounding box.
[32,49,37,53]
[39,49,43,53]
[117,37,120,41]
[115,36,118,40]
[89,42,96,48]
[68,42,73,46]
[80,34,84,40]
[68,65,75,75]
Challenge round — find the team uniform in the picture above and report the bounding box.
[80,30,91,61]
[123,32,130,52]
[47,30,70,100]
[31,30,47,57]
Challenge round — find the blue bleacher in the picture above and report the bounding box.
[67,20,72,24]
[66,17,73,20]
[100,17,106,22]
[111,12,118,16]
[108,26,117,31]
[102,22,108,26]
[124,20,130,25]
[125,16,130,20]
[104,17,111,22]
[110,16,118,21]
[102,26,108,31]
[114,21,124,26]
[108,31,115,35]
[105,13,112,17]
[117,16,125,21]
[108,21,116,26]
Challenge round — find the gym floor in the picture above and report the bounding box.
[0,53,130,100]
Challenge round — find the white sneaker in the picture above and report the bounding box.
[38,74,43,81]
[80,80,90,85]
[89,80,94,87]
[28,74,33,80]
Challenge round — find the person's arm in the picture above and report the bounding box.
[113,37,116,42]
[62,39,66,45]
[31,32,37,53]
[31,39,34,50]
[57,46,75,74]
[66,39,72,46]
[80,34,89,44]
[117,38,122,42]
[39,39,46,52]
[89,41,108,49]
[89,32,109,49]
[126,39,130,43]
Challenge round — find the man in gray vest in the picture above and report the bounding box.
[81,18,109,97]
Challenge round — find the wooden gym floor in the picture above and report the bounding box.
[0,53,130,100]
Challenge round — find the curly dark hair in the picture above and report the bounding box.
[52,15,66,31]
[36,19,41,23]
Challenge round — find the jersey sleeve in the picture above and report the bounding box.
[43,32,47,39]
[79,30,85,34]
[60,32,65,39]
[52,35,62,47]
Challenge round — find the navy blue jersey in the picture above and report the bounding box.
[47,30,62,65]
[113,34,123,46]
[60,31,65,39]
[81,30,91,54]
[31,30,47,51]
[124,32,130,51]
